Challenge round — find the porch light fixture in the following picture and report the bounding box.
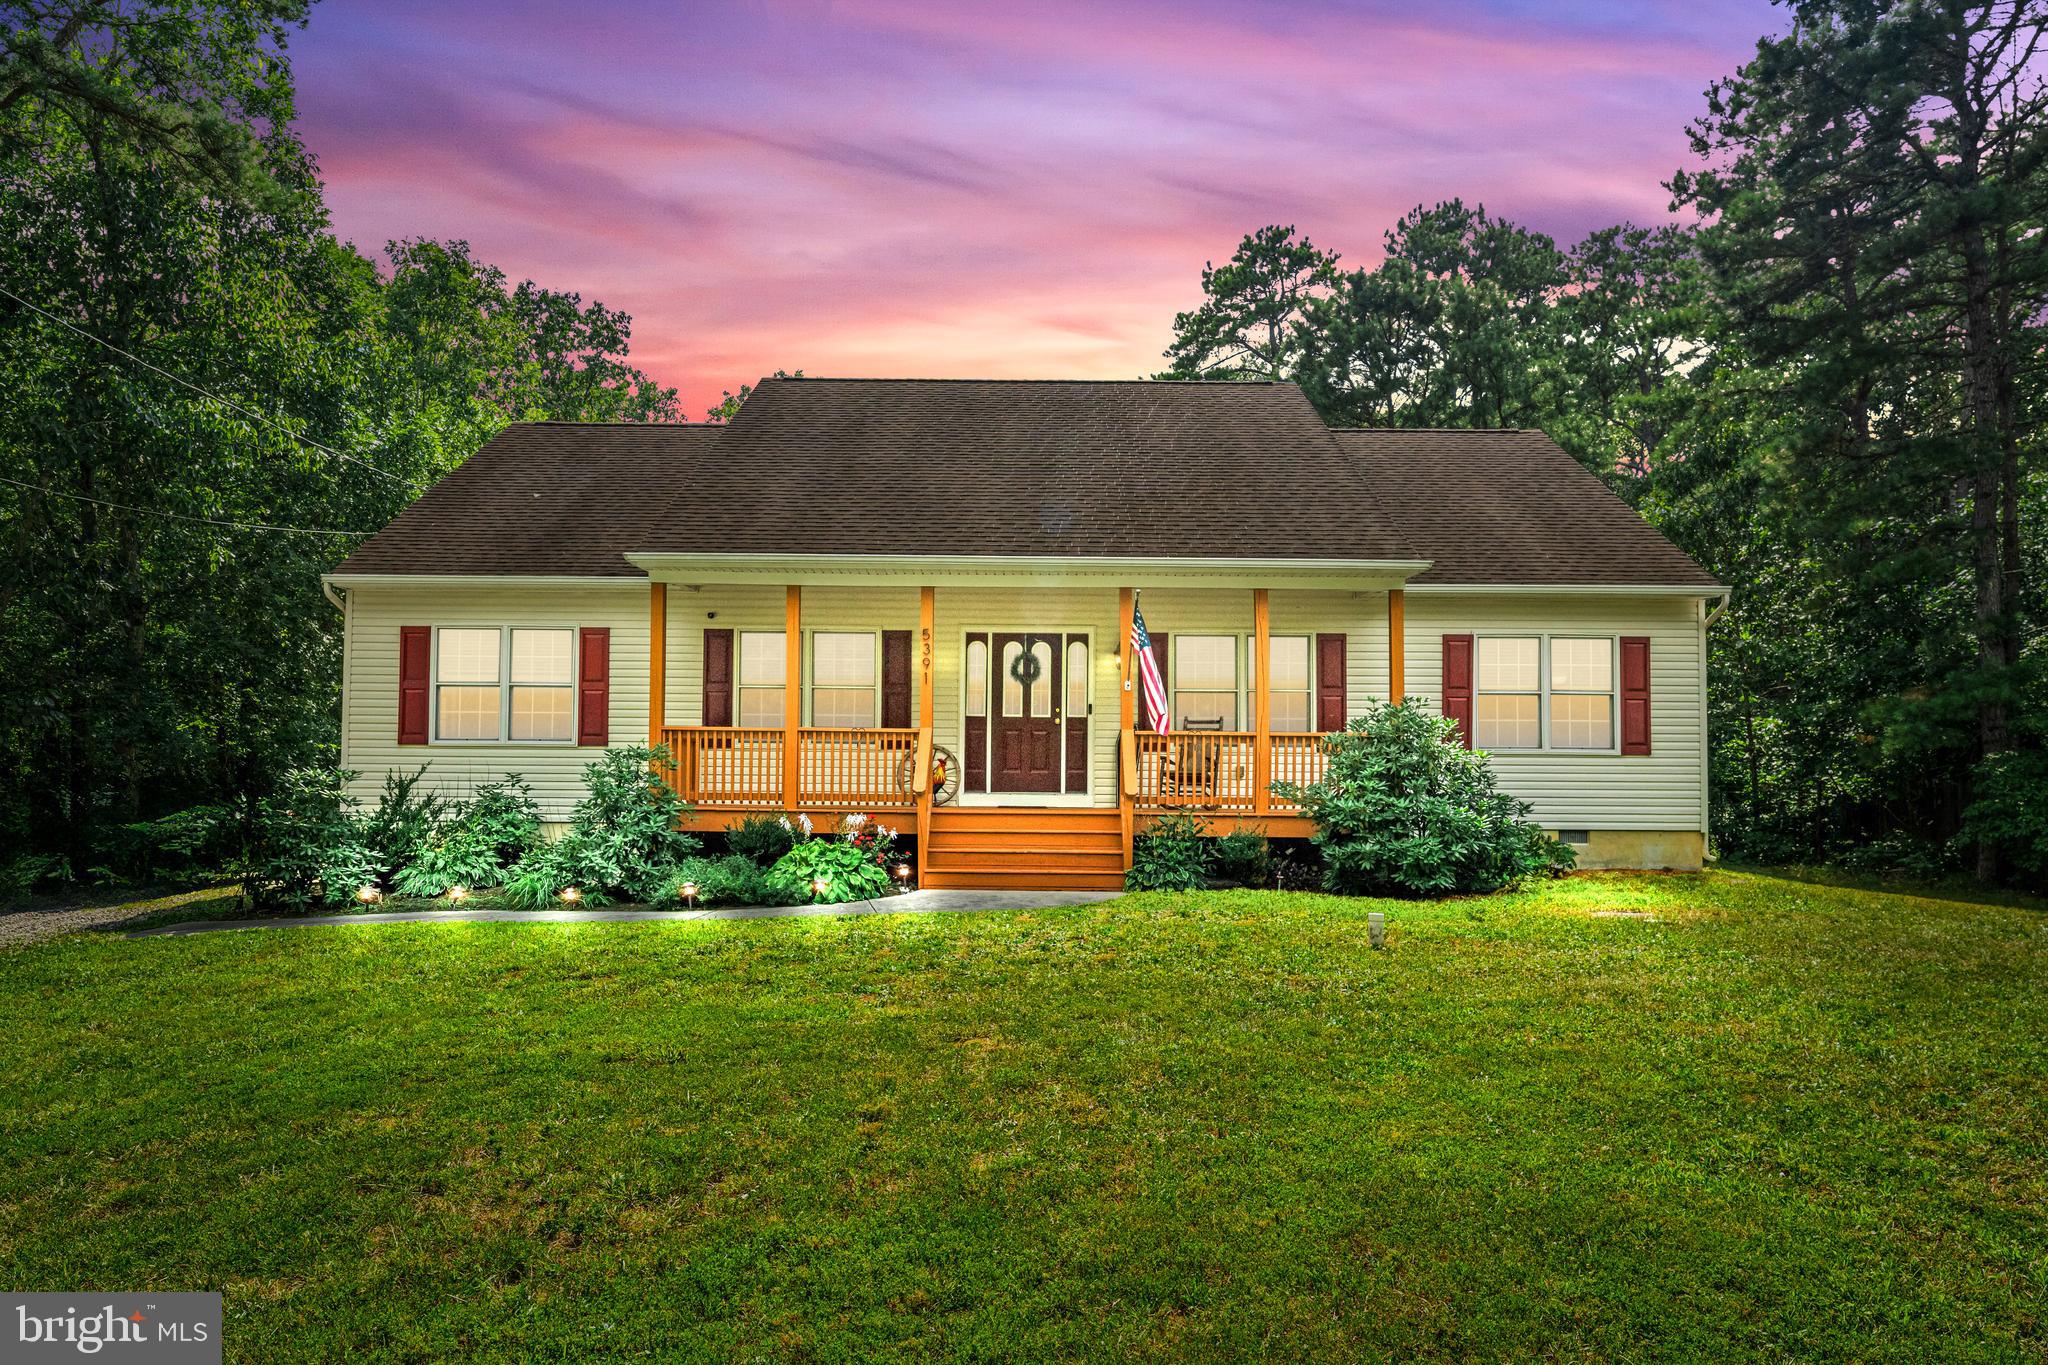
[448,885,470,903]
[355,885,381,904]
[560,886,582,904]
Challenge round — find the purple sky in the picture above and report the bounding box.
[295,0,1781,416]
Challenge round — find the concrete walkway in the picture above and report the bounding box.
[129,888,1121,937]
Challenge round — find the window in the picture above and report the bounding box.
[1475,637,1540,749]
[965,639,988,718]
[1265,636,1312,732]
[434,626,575,743]
[1548,637,1614,749]
[1473,635,1617,752]
[509,629,574,741]
[738,632,786,728]
[1065,639,1089,718]
[1174,635,1238,729]
[811,631,877,727]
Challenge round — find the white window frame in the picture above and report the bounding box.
[430,624,579,746]
[1472,633,1621,755]
[1171,634,1242,730]
[736,631,789,729]
[808,629,884,729]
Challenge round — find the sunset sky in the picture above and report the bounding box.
[294,0,1783,416]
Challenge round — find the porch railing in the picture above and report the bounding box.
[799,727,918,807]
[658,726,918,809]
[1132,731,1331,813]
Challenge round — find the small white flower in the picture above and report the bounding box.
[797,813,813,834]
[778,816,792,831]
[847,812,868,827]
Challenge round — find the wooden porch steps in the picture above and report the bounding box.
[920,808,1127,891]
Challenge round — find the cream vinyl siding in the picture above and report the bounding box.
[1403,593,1708,832]
[343,579,1707,834]
[339,582,649,820]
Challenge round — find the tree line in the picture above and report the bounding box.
[2,0,2042,889]
[0,2,678,884]
[1163,1,2046,883]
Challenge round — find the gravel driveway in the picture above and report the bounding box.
[0,886,239,948]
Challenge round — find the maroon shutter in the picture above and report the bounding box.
[702,628,733,726]
[881,630,913,728]
[1442,634,1474,749]
[964,631,989,792]
[1139,632,1167,732]
[1315,633,1347,731]
[1620,636,1652,755]
[398,626,430,745]
[577,628,610,746]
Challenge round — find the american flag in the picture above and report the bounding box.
[1132,598,1169,733]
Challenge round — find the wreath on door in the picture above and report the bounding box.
[1009,637,1043,687]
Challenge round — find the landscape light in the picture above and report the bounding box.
[560,886,582,903]
[356,885,381,904]
[893,863,911,883]
[448,886,469,902]
[680,881,699,908]
[812,877,831,897]
[1367,911,1386,950]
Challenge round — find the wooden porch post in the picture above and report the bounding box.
[647,581,666,747]
[783,585,801,810]
[1389,587,1406,702]
[1119,587,1136,868]
[1253,588,1271,815]
[916,585,935,885]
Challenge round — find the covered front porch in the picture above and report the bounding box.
[631,555,1422,885]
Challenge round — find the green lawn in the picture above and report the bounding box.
[1,872,2042,1362]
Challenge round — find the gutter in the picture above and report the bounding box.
[1703,591,1731,628]
[323,579,346,613]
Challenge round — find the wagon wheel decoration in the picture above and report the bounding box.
[895,744,961,805]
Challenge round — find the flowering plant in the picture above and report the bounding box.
[837,812,899,868]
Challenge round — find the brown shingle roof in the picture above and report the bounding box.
[1334,428,1720,587]
[334,379,1719,588]
[636,377,1406,560]
[333,423,723,578]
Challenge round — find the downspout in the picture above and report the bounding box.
[322,578,346,613]
[1703,591,1729,629]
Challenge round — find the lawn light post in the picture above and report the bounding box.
[893,862,913,893]
[680,881,699,910]
[813,876,831,901]
[1368,912,1386,950]
[356,885,381,905]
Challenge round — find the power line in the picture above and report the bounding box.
[0,281,414,489]
[0,475,371,538]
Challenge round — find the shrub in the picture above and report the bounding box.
[241,767,381,909]
[726,813,800,868]
[663,854,771,907]
[361,767,446,873]
[1127,811,1211,891]
[1211,827,1273,887]
[0,852,69,906]
[463,777,543,866]
[386,777,541,900]
[1274,700,1560,897]
[764,839,894,904]
[501,747,697,906]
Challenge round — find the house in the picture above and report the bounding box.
[325,377,1726,889]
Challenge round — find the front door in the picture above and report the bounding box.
[991,632,1062,792]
